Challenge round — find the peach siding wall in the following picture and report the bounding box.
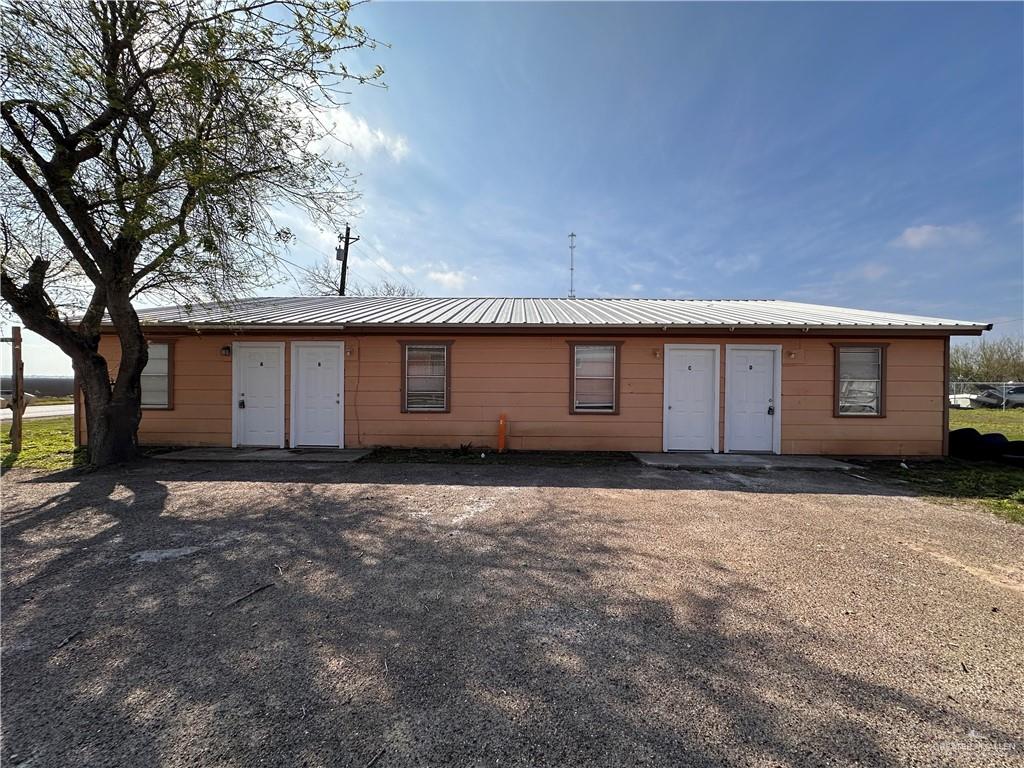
[79,333,947,455]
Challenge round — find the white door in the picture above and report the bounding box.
[293,343,343,447]
[234,344,284,447]
[664,346,718,451]
[727,348,776,453]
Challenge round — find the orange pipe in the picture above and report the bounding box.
[497,412,508,453]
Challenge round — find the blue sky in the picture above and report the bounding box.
[5,1,1023,375]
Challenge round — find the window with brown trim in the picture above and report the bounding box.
[141,341,174,409]
[833,343,887,417]
[400,341,452,413]
[569,342,621,414]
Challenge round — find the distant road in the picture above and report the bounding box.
[0,404,74,421]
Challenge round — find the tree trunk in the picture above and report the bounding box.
[3,263,149,468]
[75,349,142,466]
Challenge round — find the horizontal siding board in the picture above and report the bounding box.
[783,424,941,440]
[352,406,664,423]
[352,420,664,438]
[347,390,669,409]
[450,362,662,380]
[142,405,230,420]
[138,417,231,431]
[784,410,942,427]
[780,365,835,382]
[140,434,232,447]
[86,331,947,455]
[782,380,834,397]
[887,381,944,396]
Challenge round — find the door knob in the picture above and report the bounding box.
[767,405,774,415]
[238,399,246,409]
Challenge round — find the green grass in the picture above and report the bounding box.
[860,458,1024,524]
[949,408,1024,440]
[0,415,87,471]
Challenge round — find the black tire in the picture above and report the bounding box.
[949,428,982,459]
[978,432,1009,460]
[1000,439,1024,467]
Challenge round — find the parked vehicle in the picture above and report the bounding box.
[948,382,1023,409]
[972,387,1006,408]
[1004,386,1024,408]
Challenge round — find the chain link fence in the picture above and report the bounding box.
[949,381,1023,410]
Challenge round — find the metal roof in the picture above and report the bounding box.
[124,297,990,333]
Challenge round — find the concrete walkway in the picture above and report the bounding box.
[633,452,853,471]
[154,447,371,463]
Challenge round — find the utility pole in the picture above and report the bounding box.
[568,232,576,299]
[336,224,360,296]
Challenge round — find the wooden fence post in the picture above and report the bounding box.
[10,326,25,453]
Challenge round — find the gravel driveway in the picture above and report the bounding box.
[2,460,1021,767]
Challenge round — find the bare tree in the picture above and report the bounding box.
[1,1,382,464]
[300,254,421,297]
[950,336,1024,382]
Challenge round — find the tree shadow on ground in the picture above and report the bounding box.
[1,464,1019,767]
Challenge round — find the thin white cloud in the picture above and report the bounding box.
[892,224,980,250]
[319,108,409,162]
[714,253,761,275]
[427,266,473,291]
[854,262,890,281]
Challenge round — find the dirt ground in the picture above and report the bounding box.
[2,460,1022,767]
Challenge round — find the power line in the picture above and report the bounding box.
[351,237,419,294]
[348,242,398,285]
[352,237,415,288]
[286,229,420,296]
[287,233,375,291]
[275,248,372,295]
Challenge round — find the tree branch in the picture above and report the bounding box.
[0,147,104,283]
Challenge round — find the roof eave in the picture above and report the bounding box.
[114,321,993,335]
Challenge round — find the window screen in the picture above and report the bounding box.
[837,346,883,416]
[405,345,447,411]
[573,344,617,412]
[141,342,171,408]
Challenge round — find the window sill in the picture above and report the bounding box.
[141,405,173,411]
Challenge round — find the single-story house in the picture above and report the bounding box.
[76,297,990,456]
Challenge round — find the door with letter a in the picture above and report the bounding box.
[292,342,344,447]
[726,346,779,453]
[664,345,719,452]
[233,343,284,447]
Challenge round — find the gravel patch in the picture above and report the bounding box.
[2,460,1022,767]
